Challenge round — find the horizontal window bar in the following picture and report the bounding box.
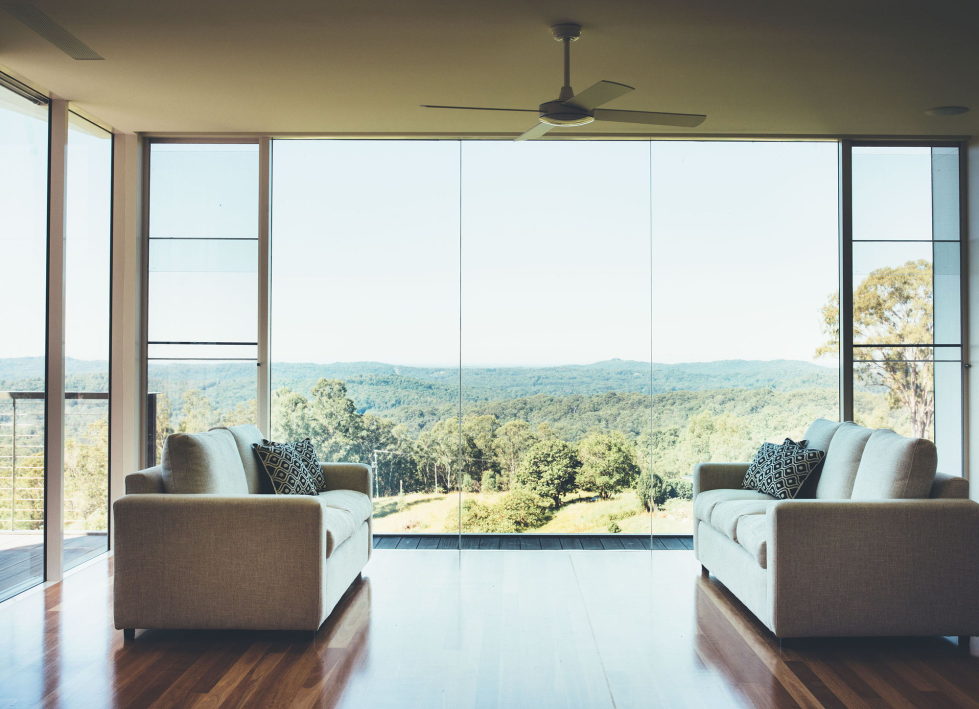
[0,391,109,400]
[148,341,258,346]
[147,357,258,362]
[851,239,960,244]
[852,343,960,348]
[148,236,259,241]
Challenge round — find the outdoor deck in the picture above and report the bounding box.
[0,534,107,601]
[373,534,694,550]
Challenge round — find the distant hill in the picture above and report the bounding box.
[0,356,838,418]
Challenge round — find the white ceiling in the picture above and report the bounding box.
[1,0,978,137]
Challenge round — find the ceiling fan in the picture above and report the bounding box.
[422,22,706,140]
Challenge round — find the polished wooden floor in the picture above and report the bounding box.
[1,550,977,708]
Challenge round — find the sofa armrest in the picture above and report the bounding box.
[693,462,749,495]
[113,494,327,630]
[125,466,165,494]
[768,499,979,637]
[321,462,372,497]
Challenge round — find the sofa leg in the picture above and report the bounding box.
[700,565,709,577]
[123,628,135,642]
[959,636,971,651]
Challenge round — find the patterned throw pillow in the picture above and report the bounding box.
[253,440,317,495]
[751,439,825,500]
[742,441,782,490]
[294,438,328,492]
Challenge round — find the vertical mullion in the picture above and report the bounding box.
[138,139,151,467]
[839,141,855,422]
[257,138,271,435]
[958,142,970,479]
[44,98,68,583]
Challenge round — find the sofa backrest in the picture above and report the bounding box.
[814,422,873,499]
[161,428,249,494]
[797,418,843,497]
[210,424,271,494]
[851,429,937,500]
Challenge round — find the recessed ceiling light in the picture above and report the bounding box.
[925,106,970,116]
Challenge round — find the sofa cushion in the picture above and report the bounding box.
[750,440,825,500]
[814,422,873,499]
[318,489,373,524]
[253,441,318,495]
[797,419,843,497]
[711,499,777,539]
[295,439,328,492]
[212,424,270,494]
[851,429,937,500]
[323,505,357,557]
[735,514,768,568]
[742,441,783,491]
[161,429,249,495]
[694,488,776,524]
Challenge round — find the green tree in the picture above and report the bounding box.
[577,431,640,498]
[817,259,933,437]
[515,439,580,507]
[492,419,536,490]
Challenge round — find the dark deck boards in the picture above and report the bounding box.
[1,535,107,600]
[373,534,693,550]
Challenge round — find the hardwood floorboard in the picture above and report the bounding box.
[539,536,562,550]
[559,536,583,550]
[416,536,440,549]
[519,536,541,550]
[579,536,603,550]
[1,550,976,708]
[599,536,624,550]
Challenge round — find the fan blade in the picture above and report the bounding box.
[516,122,553,141]
[420,105,538,112]
[565,80,634,111]
[593,108,706,127]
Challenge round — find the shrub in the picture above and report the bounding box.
[459,489,553,533]
[636,472,694,511]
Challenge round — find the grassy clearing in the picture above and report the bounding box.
[371,491,693,535]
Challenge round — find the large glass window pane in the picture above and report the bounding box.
[63,113,112,569]
[148,239,257,344]
[651,141,840,527]
[0,87,48,599]
[149,144,259,239]
[270,140,460,532]
[459,141,651,535]
[146,143,259,456]
[852,146,933,241]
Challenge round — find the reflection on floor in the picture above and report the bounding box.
[2,550,976,707]
[373,534,694,550]
[0,533,106,599]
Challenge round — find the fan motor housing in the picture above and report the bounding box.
[538,99,594,126]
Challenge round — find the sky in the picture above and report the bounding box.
[2,90,946,368]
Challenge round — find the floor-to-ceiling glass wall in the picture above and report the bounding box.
[649,141,841,527]
[458,141,652,537]
[146,143,260,460]
[850,144,963,475]
[0,85,48,599]
[270,140,461,531]
[63,112,112,569]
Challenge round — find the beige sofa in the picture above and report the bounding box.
[113,425,372,635]
[694,419,979,640]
